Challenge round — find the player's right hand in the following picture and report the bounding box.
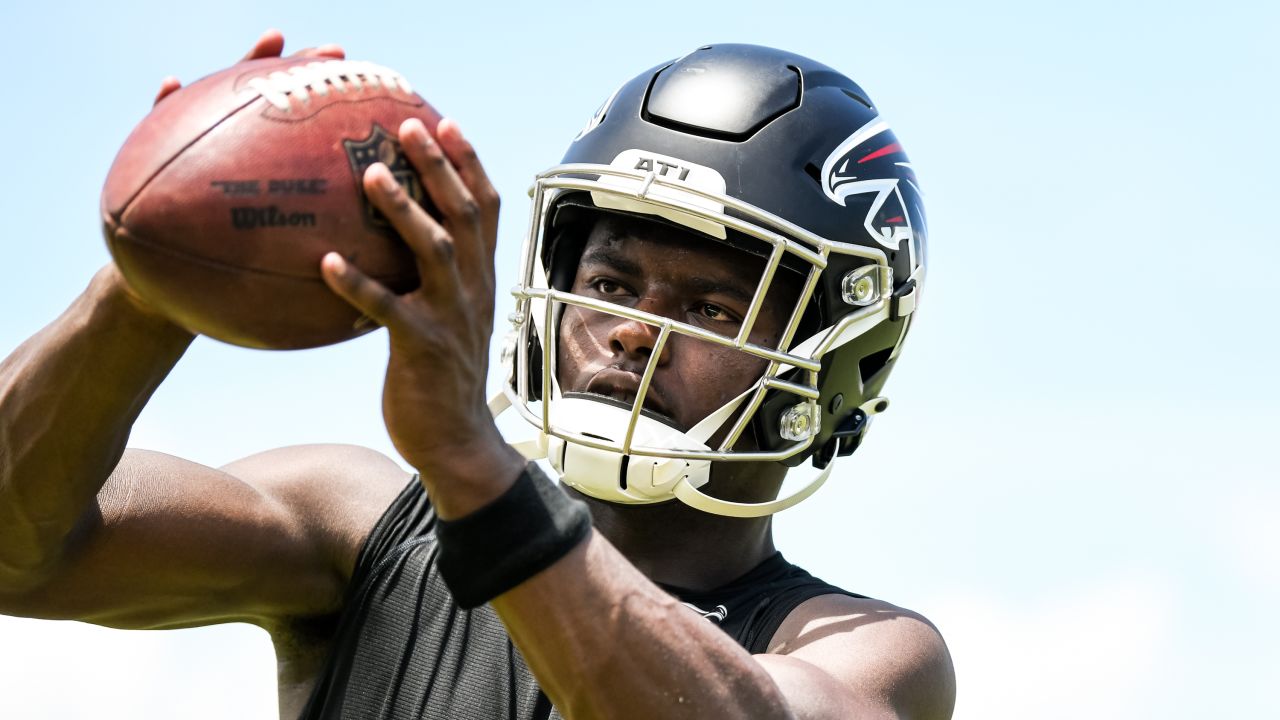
[152,29,346,106]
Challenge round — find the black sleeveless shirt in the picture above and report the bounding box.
[299,478,862,719]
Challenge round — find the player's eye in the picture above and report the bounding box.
[590,278,626,296]
[697,303,737,323]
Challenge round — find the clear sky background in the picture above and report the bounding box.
[0,1,1276,717]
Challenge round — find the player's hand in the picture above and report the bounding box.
[128,29,348,326]
[152,29,346,106]
[320,118,524,517]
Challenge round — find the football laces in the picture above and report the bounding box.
[247,60,413,111]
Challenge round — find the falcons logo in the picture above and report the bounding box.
[820,117,924,268]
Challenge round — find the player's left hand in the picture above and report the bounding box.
[320,118,525,517]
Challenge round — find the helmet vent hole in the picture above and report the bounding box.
[803,162,822,186]
[618,454,630,490]
[859,348,893,383]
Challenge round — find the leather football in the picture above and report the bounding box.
[102,56,440,349]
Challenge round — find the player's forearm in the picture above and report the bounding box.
[0,264,193,590]
[492,531,794,720]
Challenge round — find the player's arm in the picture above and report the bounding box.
[0,264,194,594]
[0,267,409,626]
[0,442,408,629]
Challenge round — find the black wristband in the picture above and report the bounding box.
[435,463,593,609]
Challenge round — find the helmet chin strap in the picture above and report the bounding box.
[490,384,888,518]
[490,384,746,503]
[669,395,887,518]
[538,381,751,505]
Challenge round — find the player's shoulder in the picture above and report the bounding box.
[767,593,949,657]
[221,443,412,506]
[768,593,956,719]
[221,442,410,481]
[219,443,414,577]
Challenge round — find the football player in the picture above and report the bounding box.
[0,30,954,719]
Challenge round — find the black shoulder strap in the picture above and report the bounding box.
[667,553,866,655]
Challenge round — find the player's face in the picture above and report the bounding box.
[556,216,798,434]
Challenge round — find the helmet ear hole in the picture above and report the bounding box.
[858,348,894,386]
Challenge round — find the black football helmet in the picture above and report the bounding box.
[493,44,925,517]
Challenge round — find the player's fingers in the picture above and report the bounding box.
[363,163,457,293]
[241,29,286,61]
[436,118,500,255]
[399,119,479,230]
[402,119,492,278]
[153,76,182,106]
[320,252,401,328]
[436,119,493,195]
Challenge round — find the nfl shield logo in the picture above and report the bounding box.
[344,123,426,231]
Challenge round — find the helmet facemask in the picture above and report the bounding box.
[495,161,901,517]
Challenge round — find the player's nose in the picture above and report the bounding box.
[607,309,672,366]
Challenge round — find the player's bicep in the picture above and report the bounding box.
[755,653,897,720]
[0,449,326,627]
[0,445,406,629]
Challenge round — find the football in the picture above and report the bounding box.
[101,56,440,349]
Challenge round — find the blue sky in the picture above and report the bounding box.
[1,1,1276,717]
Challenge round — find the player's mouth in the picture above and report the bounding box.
[584,371,676,424]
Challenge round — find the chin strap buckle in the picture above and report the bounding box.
[811,396,889,469]
[889,279,917,322]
